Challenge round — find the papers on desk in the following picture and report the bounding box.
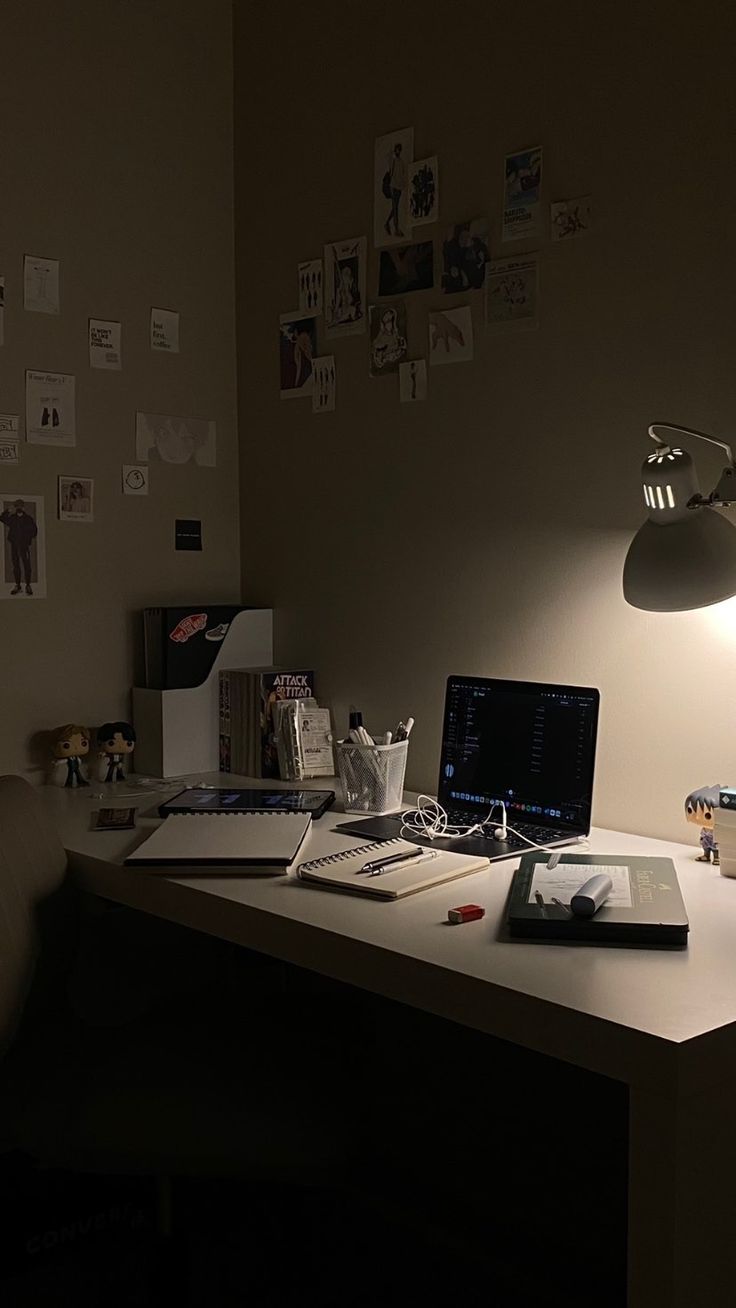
[124,811,311,873]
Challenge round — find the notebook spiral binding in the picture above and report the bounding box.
[299,838,403,872]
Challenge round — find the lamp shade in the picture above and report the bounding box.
[623,508,736,611]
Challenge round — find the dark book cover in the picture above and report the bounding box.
[259,670,314,777]
[507,853,688,947]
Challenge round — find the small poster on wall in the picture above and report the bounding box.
[374,126,414,248]
[0,493,46,599]
[279,313,317,398]
[89,318,122,369]
[24,255,59,314]
[135,412,217,465]
[25,371,76,446]
[428,306,474,365]
[58,475,94,522]
[369,302,408,375]
[324,237,367,338]
[502,146,543,242]
[486,254,539,327]
[150,307,180,353]
[0,415,20,466]
[408,157,439,227]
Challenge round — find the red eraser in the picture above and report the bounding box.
[447,904,485,924]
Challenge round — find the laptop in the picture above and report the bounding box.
[337,675,600,861]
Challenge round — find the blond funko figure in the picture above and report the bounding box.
[96,721,136,783]
[51,723,91,788]
[685,784,722,865]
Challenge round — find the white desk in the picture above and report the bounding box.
[41,775,736,1308]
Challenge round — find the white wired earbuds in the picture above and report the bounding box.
[399,795,587,857]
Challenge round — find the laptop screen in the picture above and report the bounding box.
[438,676,600,833]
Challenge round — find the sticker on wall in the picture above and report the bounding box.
[25,371,76,446]
[369,302,408,376]
[0,493,46,599]
[374,126,414,249]
[58,475,94,522]
[550,196,591,241]
[486,254,539,328]
[89,318,122,369]
[324,237,367,338]
[23,255,59,314]
[0,275,4,345]
[298,259,323,316]
[428,306,474,365]
[150,307,180,353]
[0,416,20,466]
[442,219,490,293]
[377,241,434,297]
[122,464,149,496]
[175,520,202,552]
[279,312,317,399]
[399,359,427,403]
[312,356,336,413]
[502,146,543,242]
[408,157,439,227]
[135,412,216,466]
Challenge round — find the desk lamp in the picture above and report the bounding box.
[623,423,736,611]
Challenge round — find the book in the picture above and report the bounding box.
[218,666,315,778]
[124,811,312,871]
[507,853,689,946]
[296,838,490,899]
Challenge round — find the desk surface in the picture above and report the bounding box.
[41,772,736,1090]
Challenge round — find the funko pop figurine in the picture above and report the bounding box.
[685,784,722,865]
[51,723,91,787]
[96,721,136,783]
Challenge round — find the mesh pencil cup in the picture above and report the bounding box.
[336,739,408,815]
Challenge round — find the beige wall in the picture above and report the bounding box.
[235,0,736,843]
[0,0,240,778]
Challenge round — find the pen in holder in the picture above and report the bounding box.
[336,739,409,815]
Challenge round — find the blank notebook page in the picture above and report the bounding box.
[124,811,312,868]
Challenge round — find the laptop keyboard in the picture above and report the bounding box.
[445,811,566,848]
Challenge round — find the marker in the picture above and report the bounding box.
[384,731,393,745]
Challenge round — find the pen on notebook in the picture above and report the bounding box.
[359,845,423,874]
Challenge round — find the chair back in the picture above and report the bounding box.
[0,775,70,1056]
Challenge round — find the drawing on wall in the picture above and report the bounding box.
[89,318,122,369]
[369,302,408,376]
[279,312,317,397]
[551,196,591,241]
[122,465,149,496]
[0,416,20,466]
[428,306,474,365]
[58,476,94,522]
[298,259,323,315]
[25,371,76,446]
[374,126,414,248]
[408,157,439,226]
[503,146,543,242]
[324,237,366,338]
[486,254,539,327]
[399,359,427,403]
[442,219,490,293]
[150,307,180,353]
[377,241,434,297]
[0,494,45,599]
[312,356,336,413]
[23,255,59,314]
[135,412,217,464]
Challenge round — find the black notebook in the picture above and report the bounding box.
[507,853,689,947]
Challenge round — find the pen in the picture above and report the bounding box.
[395,716,414,742]
[358,845,423,874]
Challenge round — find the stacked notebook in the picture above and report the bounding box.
[715,788,736,874]
[297,838,490,900]
[124,811,311,873]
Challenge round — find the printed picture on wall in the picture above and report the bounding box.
[399,359,427,403]
[25,370,76,446]
[58,476,94,522]
[369,302,408,376]
[298,259,323,315]
[136,412,217,463]
[486,254,539,327]
[377,241,434,297]
[324,237,366,338]
[408,157,439,227]
[428,306,474,365]
[503,145,543,242]
[312,356,336,413]
[122,465,149,496]
[0,493,45,599]
[279,313,317,398]
[550,196,591,241]
[442,219,490,293]
[373,126,414,248]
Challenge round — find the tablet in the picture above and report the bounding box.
[157,787,335,820]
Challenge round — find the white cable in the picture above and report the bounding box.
[399,795,588,858]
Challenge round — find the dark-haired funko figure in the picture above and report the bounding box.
[51,724,91,787]
[685,784,722,865]
[96,721,136,783]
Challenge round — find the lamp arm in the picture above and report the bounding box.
[648,422,735,465]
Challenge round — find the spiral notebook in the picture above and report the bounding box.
[297,838,490,899]
[124,811,312,872]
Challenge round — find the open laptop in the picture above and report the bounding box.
[337,675,600,861]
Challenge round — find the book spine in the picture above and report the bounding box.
[219,670,232,773]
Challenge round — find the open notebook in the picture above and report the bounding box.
[124,811,311,872]
[297,838,490,900]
